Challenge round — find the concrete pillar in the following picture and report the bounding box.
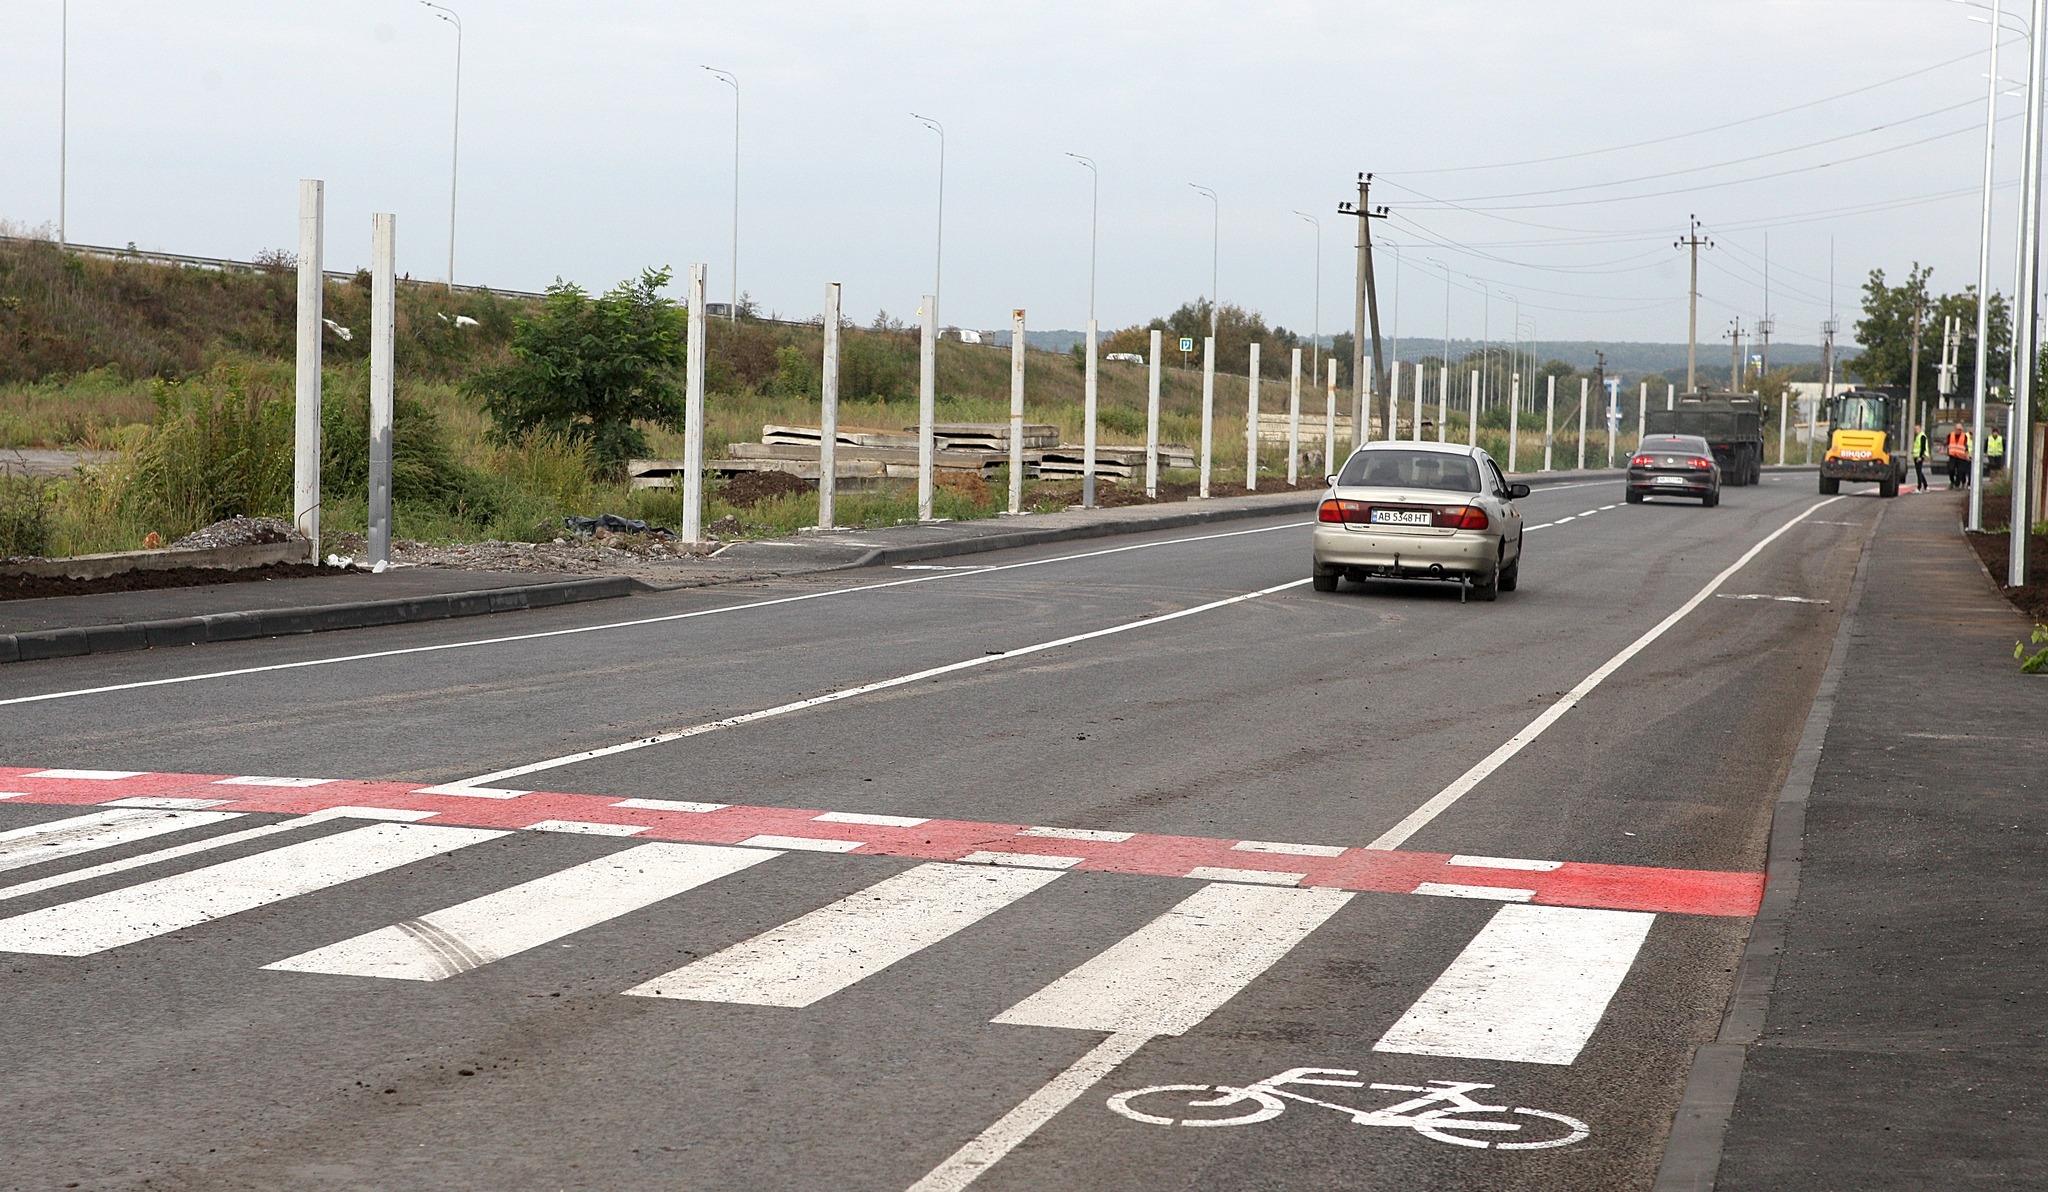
[918,295,936,520]
[1083,318,1099,507]
[1145,329,1161,498]
[1200,335,1215,498]
[1287,347,1302,486]
[820,283,841,529]
[683,264,708,543]
[368,212,396,567]
[1010,309,1027,513]
[294,180,324,553]
[1246,341,1260,490]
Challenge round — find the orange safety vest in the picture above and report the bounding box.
[1948,429,1972,459]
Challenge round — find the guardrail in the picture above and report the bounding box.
[0,234,549,301]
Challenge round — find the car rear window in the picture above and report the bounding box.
[1338,449,1482,492]
[1639,436,1708,454]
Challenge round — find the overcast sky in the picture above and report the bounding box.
[0,1,2016,348]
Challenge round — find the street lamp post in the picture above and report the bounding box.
[421,2,463,285]
[1293,211,1321,397]
[704,67,739,323]
[58,0,67,248]
[912,114,945,323]
[1190,184,1218,337]
[1963,0,2017,530]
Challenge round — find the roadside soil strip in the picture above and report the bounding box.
[0,768,1763,917]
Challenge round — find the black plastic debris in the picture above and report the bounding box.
[564,514,672,537]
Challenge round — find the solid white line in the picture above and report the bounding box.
[453,577,1311,789]
[266,842,774,981]
[1373,904,1656,1065]
[1365,495,1844,850]
[0,521,1313,709]
[0,806,434,904]
[994,882,1353,1036]
[0,809,241,874]
[0,822,502,956]
[906,1030,1153,1192]
[625,862,1060,1007]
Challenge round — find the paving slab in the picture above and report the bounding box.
[1667,490,2048,1189]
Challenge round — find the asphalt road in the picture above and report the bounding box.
[0,475,1878,1192]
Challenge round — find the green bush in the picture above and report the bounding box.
[766,344,820,399]
[321,383,489,515]
[0,474,52,556]
[839,332,915,402]
[125,366,293,537]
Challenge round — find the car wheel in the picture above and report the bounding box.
[1471,570,1499,602]
[1312,571,1339,592]
[1879,477,1899,498]
[1625,489,1644,504]
[1704,491,1720,508]
[1498,558,1519,592]
[1819,475,1840,495]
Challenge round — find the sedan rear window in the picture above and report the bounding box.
[1639,435,1709,454]
[1338,449,1482,492]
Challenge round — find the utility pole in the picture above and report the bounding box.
[1907,294,1924,447]
[1338,173,1389,448]
[1677,215,1711,392]
[1726,317,1744,391]
[1757,315,1774,391]
[1816,318,1837,465]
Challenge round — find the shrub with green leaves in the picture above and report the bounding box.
[467,268,686,476]
[126,365,293,537]
[0,474,52,557]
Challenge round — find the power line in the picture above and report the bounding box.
[1385,46,1989,176]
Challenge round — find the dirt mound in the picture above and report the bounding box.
[721,470,812,508]
[0,561,345,603]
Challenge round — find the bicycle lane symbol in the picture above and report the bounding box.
[1106,1068,1590,1150]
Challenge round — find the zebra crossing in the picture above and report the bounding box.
[0,793,1692,1067]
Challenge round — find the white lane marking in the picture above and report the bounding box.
[1019,826,1134,842]
[102,796,233,810]
[995,883,1354,1036]
[625,862,1060,1007]
[814,811,929,827]
[1717,593,1830,604]
[1600,503,1618,510]
[25,769,142,780]
[1414,882,1536,902]
[906,1031,1153,1192]
[959,851,1083,870]
[265,842,774,981]
[737,834,863,853]
[450,577,1311,790]
[1374,904,1656,1065]
[893,564,992,571]
[0,793,29,799]
[0,521,1313,709]
[0,807,438,905]
[611,798,727,813]
[1186,866,1305,887]
[1449,855,1563,872]
[1233,840,1346,857]
[213,776,336,788]
[412,784,529,799]
[0,822,502,956]
[0,809,241,874]
[525,819,647,837]
[1366,495,1846,850]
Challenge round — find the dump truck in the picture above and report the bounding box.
[1817,386,1907,498]
[1644,391,1766,485]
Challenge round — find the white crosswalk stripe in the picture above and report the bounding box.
[1373,903,1655,1065]
[995,882,1354,1036]
[0,810,1658,1066]
[264,842,778,981]
[625,862,1062,1007]
[0,809,241,874]
[0,822,502,956]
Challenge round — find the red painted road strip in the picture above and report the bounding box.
[0,768,1763,917]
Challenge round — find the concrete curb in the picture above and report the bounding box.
[0,575,640,665]
[0,538,312,580]
[1650,501,1887,1192]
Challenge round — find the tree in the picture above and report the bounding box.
[1851,265,1933,391]
[468,268,686,476]
[1932,286,2011,401]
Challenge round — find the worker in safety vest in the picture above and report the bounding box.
[1913,425,1931,492]
[1988,427,2007,476]
[1947,425,1973,488]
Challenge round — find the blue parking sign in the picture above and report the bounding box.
[1178,337,1195,352]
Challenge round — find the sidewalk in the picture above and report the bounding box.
[1662,491,2048,1188]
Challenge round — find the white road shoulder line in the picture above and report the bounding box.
[1364,495,1844,851]
[0,520,1311,709]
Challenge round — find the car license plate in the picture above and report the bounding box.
[1654,476,1686,485]
[1369,509,1432,525]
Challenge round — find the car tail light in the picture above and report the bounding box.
[1630,455,1653,468]
[1319,499,1367,524]
[1689,457,1713,470]
[1436,505,1490,529]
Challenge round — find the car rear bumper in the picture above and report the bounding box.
[1312,526,1497,576]
[1821,458,1896,481]
[1629,475,1714,496]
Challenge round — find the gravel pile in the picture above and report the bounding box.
[326,530,721,582]
[170,517,304,550]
